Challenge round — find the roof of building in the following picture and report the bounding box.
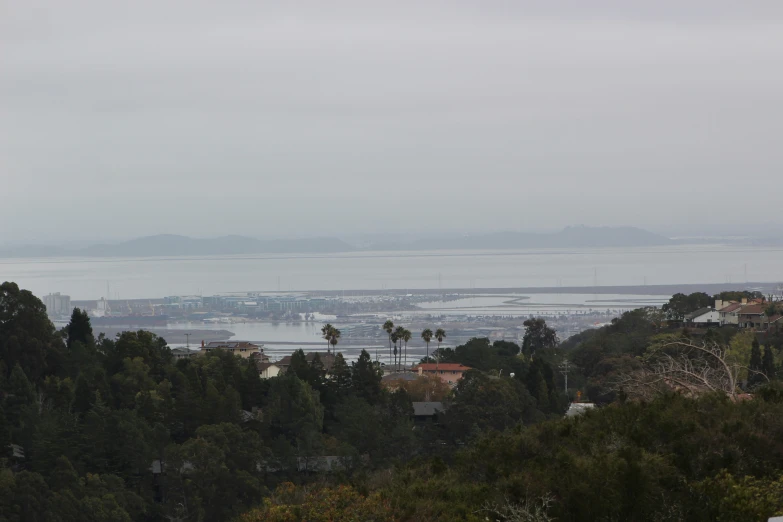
[276,351,336,371]
[412,402,446,416]
[256,362,279,372]
[738,304,765,315]
[205,341,260,349]
[565,402,596,418]
[382,372,419,382]
[413,363,471,372]
[684,307,714,320]
[719,302,743,313]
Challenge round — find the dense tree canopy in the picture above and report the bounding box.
[3,282,783,521]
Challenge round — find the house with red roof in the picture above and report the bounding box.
[412,363,471,384]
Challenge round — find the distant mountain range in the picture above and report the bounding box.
[0,235,355,258]
[374,226,675,250]
[0,227,675,258]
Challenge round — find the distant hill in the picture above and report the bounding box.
[0,227,676,258]
[381,226,674,250]
[0,235,355,258]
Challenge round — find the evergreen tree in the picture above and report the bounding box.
[288,349,311,382]
[762,345,776,379]
[66,308,93,349]
[0,405,10,458]
[6,364,36,426]
[309,353,327,389]
[351,350,382,403]
[72,375,94,415]
[48,456,82,493]
[331,353,352,393]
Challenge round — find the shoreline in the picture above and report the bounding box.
[70,281,775,308]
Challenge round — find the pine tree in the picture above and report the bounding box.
[66,308,93,349]
[331,353,352,393]
[6,364,36,425]
[288,349,310,382]
[351,350,382,403]
[308,353,327,390]
[763,345,776,379]
[72,376,94,416]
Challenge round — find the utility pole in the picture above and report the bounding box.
[184,333,191,349]
[559,360,574,394]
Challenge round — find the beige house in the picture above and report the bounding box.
[276,352,336,377]
[717,301,742,326]
[412,363,471,384]
[257,362,282,379]
[200,340,261,359]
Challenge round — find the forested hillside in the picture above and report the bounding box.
[2,282,783,521]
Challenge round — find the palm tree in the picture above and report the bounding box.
[402,329,412,370]
[329,328,341,354]
[321,323,334,354]
[393,326,406,372]
[391,330,400,372]
[421,328,433,363]
[434,328,446,369]
[383,320,394,367]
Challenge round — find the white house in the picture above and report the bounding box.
[684,307,721,326]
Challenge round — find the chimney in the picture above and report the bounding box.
[742,298,748,304]
[715,300,723,310]
[418,366,423,376]
[201,340,205,348]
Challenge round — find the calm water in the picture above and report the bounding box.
[2,245,782,300]
[415,293,670,316]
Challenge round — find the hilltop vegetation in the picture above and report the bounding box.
[2,281,783,521]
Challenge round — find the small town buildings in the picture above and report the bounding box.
[717,302,742,326]
[684,307,721,326]
[42,292,72,319]
[248,350,281,378]
[411,363,471,384]
[565,402,596,417]
[199,340,261,359]
[171,347,198,360]
[412,401,446,425]
[276,352,336,376]
[257,362,281,379]
[736,304,766,329]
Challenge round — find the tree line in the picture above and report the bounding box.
[0,282,566,521]
[3,280,783,520]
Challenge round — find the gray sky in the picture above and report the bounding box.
[2,1,782,242]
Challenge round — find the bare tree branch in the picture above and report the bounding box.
[613,339,758,402]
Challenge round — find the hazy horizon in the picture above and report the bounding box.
[3,1,783,242]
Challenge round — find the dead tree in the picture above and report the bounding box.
[613,340,767,402]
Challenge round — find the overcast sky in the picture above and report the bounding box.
[2,1,782,242]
